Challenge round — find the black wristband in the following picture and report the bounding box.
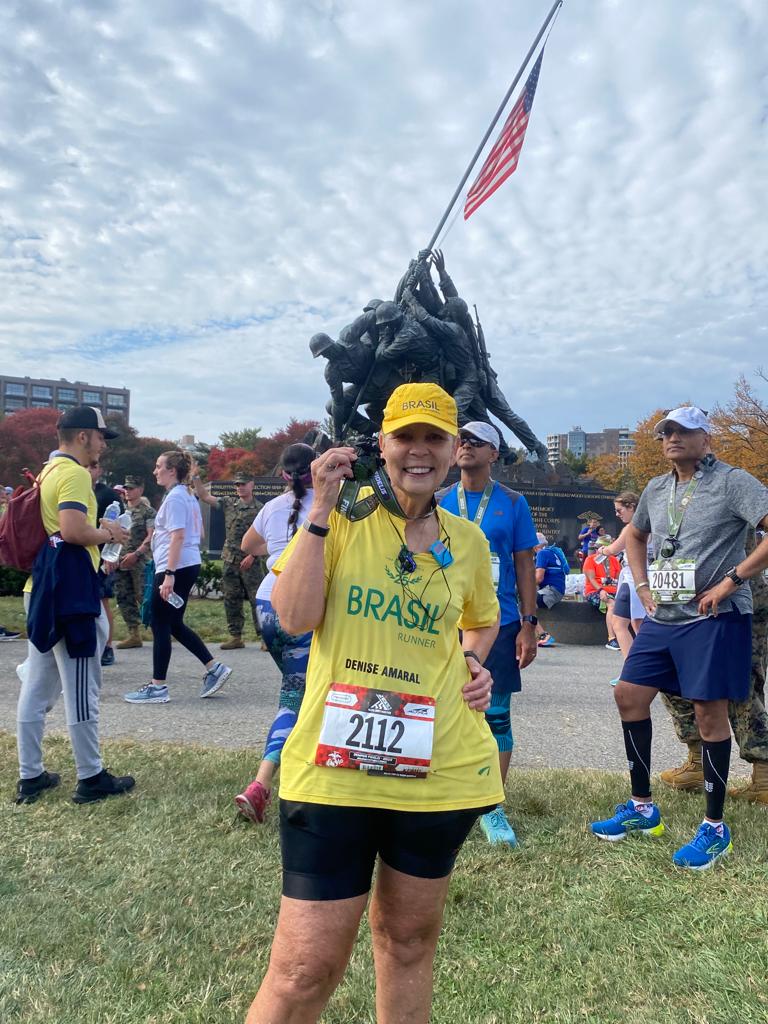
[463,649,482,664]
[164,569,176,577]
[724,566,745,587]
[303,520,330,538]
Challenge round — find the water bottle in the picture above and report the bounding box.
[101,502,131,563]
[167,591,185,609]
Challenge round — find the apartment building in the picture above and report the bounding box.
[546,425,635,466]
[1,375,130,423]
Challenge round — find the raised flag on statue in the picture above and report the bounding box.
[464,49,545,220]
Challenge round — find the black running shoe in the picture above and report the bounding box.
[72,769,136,804]
[0,626,22,641]
[15,771,61,804]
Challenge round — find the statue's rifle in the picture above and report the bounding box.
[472,304,495,384]
[339,357,377,442]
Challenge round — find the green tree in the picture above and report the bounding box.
[561,449,589,475]
[218,427,263,450]
[100,416,175,506]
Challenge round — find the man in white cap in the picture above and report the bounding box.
[590,406,768,869]
[437,421,538,847]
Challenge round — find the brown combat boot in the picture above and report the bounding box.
[116,627,143,650]
[728,761,768,805]
[659,742,704,791]
[220,636,245,650]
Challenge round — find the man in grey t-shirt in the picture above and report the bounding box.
[589,406,768,871]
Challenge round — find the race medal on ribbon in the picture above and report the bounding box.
[315,683,435,777]
[649,559,697,604]
[490,553,501,590]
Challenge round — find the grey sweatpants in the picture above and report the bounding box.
[17,594,108,781]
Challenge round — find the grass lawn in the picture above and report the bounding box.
[0,595,249,646]
[2,736,768,1023]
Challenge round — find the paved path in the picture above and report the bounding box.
[0,639,749,776]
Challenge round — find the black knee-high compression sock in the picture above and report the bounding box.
[702,737,731,820]
[621,718,653,800]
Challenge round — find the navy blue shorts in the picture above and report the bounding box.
[614,583,631,618]
[485,621,522,697]
[621,609,752,701]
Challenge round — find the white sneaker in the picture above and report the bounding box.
[200,663,232,698]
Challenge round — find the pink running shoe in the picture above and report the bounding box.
[235,780,271,823]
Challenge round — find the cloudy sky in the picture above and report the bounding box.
[2,0,766,448]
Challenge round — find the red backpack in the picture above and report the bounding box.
[0,465,56,573]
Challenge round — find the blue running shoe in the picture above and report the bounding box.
[200,662,232,699]
[672,822,732,871]
[537,633,556,648]
[610,678,620,687]
[480,806,518,847]
[590,800,665,842]
[124,683,170,704]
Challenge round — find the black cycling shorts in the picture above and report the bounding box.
[279,799,491,901]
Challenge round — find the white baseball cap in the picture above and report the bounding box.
[459,421,500,449]
[654,406,711,437]
[535,532,548,546]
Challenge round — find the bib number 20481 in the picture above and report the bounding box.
[315,683,435,778]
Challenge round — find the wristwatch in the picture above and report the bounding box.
[303,519,330,537]
[724,566,746,587]
[164,569,176,577]
[521,614,538,626]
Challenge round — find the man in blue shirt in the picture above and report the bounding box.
[438,421,538,847]
[534,533,566,647]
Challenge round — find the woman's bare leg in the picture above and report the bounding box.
[369,863,452,1024]
[246,893,368,1024]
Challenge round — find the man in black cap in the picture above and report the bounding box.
[15,406,135,805]
[191,467,264,649]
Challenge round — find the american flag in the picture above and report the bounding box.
[464,50,544,220]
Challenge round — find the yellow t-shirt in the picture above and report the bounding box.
[23,455,99,594]
[273,504,504,812]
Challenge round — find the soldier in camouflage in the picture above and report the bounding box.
[192,468,264,650]
[660,528,768,804]
[115,476,156,649]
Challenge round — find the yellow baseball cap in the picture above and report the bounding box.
[381,383,458,436]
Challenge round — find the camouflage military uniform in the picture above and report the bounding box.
[219,496,264,638]
[115,498,156,628]
[661,530,768,763]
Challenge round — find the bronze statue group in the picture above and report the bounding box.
[311,248,549,463]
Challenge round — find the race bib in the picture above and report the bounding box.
[490,553,500,590]
[315,683,435,778]
[649,559,697,604]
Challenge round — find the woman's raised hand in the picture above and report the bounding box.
[309,447,357,520]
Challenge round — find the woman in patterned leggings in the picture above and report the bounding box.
[234,444,315,823]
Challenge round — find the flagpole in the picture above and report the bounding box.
[425,0,563,250]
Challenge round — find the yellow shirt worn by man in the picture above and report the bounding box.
[23,455,99,594]
[274,503,505,812]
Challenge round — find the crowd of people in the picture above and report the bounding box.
[5,394,768,1022]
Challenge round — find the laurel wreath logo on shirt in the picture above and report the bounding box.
[385,560,423,587]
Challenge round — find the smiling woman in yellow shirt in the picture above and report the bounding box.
[246,383,502,1024]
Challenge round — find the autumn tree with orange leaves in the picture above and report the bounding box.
[710,372,768,483]
[624,407,673,490]
[585,453,628,492]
